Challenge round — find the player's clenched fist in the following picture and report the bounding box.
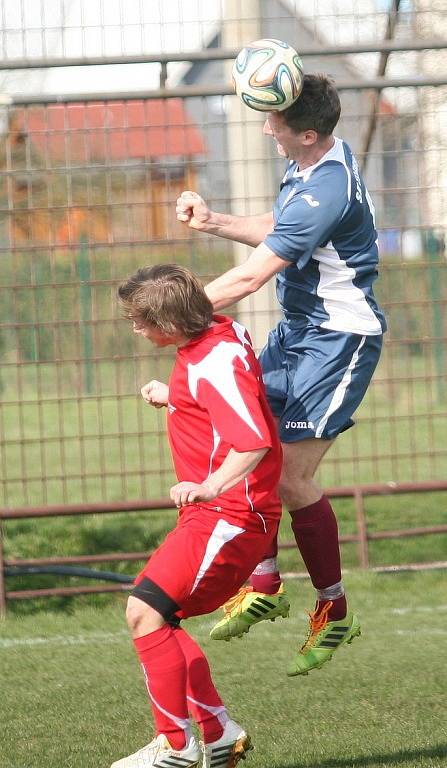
[170,480,216,507]
[176,190,211,230]
[140,379,169,408]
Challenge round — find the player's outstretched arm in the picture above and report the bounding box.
[205,242,289,311]
[169,446,268,507]
[141,379,169,408]
[176,190,273,247]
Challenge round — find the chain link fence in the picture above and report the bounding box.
[0,0,446,510]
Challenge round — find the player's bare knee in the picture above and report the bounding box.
[279,474,304,504]
[126,596,144,629]
[125,595,162,634]
[279,474,316,508]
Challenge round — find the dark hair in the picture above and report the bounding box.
[282,74,341,136]
[118,264,213,338]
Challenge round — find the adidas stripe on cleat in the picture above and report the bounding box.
[209,584,290,641]
[110,733,200,768]
[202,719,253,768]
[287,602,361,677]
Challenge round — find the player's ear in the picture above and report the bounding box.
[302,129,318,145]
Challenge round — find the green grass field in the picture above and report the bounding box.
[1,571,446,768]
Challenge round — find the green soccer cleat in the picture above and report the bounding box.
[287,601,361,677]
[210,584,290,641]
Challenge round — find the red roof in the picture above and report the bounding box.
[378,97,397,116]
[12,99,206,162]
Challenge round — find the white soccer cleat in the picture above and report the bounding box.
[111,733,200,768]
[202,719,253,768]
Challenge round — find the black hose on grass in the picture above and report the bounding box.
[5,565,134,583]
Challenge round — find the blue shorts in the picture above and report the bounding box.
[258,319,383,443]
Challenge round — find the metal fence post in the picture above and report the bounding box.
[426,228,446,402]
[354,488,369,569]
[0,520,7,617]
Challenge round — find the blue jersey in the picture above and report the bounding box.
[264,137,386,335]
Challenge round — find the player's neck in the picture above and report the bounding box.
[177,321,216,348]
[296,136,335,170]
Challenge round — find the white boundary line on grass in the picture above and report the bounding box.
[395,629,447,635]
[391,605,447,614]
[282,561,447,579]
[0,629,129,648]
[2,605,447,648]
[3,624,447,649]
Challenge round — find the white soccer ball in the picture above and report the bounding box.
[232,38,304,112]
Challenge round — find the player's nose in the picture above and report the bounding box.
[263,118,273,136]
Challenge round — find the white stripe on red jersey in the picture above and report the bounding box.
[167,316,281,519]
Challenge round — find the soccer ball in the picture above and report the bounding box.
[232,38,304,112]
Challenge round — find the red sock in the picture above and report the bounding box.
[289,496,347,621]
[173,627,226,743]
[316,595,347,621]
[249,571,281,594]
[134,625,190,750]
[249,536,281,594]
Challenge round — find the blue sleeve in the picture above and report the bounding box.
[264,162,349,270]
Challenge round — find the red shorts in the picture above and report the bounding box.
[133,503,279,619]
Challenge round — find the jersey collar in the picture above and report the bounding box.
[292,136,341,182]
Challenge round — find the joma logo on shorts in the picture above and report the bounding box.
[286,420,315,430]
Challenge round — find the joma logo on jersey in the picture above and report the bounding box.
[286,420,315,430]
[301,194,319,207]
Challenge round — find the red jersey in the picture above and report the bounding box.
[167,315,282,521]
